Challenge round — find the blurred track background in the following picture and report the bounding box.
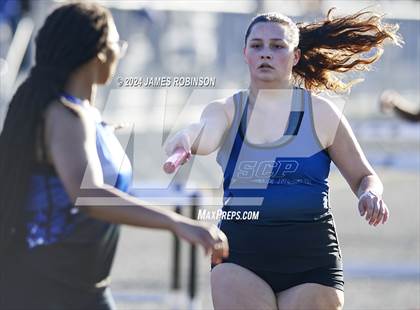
[0,1,418,309]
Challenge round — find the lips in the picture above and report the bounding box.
[258,63,274,69]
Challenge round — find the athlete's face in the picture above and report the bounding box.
[96,17,127,84]
[244,22,300,85]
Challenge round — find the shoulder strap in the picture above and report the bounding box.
[223,92,247,191]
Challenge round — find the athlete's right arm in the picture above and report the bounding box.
[44,101,228,262]
[165,97,234,156]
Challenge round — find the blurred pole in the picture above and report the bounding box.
[0,16,33,131]
[256,0,264,13]
[169,184,183,310]
[187,193,199,310]
[171,207,182,291]
[3,16,33,92]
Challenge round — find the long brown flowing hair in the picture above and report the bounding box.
[245,8,404,93]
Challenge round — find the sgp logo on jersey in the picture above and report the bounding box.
[236,160,299,179]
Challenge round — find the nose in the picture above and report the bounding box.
[259,48,272,60]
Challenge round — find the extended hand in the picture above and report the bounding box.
[358,191,389,226]
[173,219,229,265]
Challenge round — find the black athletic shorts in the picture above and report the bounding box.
[211,216,344,293]
[251,262,343,293]
[211,261,344,293]
[1,249,117,310]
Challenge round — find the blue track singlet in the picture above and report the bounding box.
[2,94,132,309]
[215,87,342,272]
[25,93,132,249]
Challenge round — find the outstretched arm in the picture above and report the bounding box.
[380,90,420,122]
[44,101,229,262]
[165,97,234,156]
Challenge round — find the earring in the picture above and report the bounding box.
[97,52,107,63]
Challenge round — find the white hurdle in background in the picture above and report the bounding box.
[114,184,202,310]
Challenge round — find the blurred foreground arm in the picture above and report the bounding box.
[380,90,420,122]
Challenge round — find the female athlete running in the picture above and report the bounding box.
[165,9,402,310]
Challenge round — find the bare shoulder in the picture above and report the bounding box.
[310,93,343,119]
[44,99,95,142]
[203,95,236,126]
[310,93,346,149]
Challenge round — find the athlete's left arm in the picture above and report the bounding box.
[312,95,389,226]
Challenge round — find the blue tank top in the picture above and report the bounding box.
[25,94,132,248]
[217,87,331,224]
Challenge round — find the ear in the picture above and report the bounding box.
[243,47,249,64]
[293,48,301,66]
[97,51,107,63]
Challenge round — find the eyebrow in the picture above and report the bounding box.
[249,38,287,42]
